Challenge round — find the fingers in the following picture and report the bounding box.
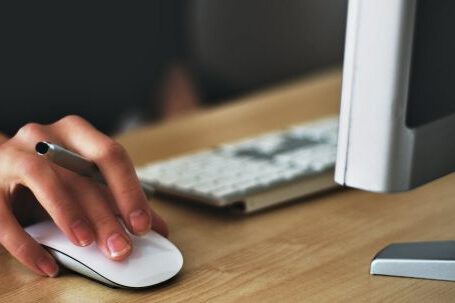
[0,116,167,280]
[1,148,95,248]
[54,115,167,236]
[12,122,58,151]
[0,133,8,144]
[102,187,169,237]
[0,197,58,277]
[63,171,132,260]
[150,211,168,237]
[11,117,168,237]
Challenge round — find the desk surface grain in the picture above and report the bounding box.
[2,71,455,302]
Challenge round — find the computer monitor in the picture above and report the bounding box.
[335,0,455,281]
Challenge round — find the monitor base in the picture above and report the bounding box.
[371,241,455,281]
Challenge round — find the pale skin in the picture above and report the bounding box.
[0,115,168,277]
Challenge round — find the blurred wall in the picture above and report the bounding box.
[0,2,180,135]
[186,0,348,102]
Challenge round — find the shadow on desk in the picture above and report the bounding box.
[153,186,343,221]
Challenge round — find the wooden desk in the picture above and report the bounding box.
[2,70,455,302]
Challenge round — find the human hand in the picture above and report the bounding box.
[0,115,167,277]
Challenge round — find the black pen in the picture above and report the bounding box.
[35,141,155,195]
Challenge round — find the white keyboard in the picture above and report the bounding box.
[137,116,339,213]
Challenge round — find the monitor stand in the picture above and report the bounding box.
[371,241,455,281]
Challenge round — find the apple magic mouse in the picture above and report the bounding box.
[25,220,183,288]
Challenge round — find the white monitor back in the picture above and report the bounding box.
[335,0,455,192]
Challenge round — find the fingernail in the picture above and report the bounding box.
[36,255,59,277]
[107,233,131,259]
[129,209,151,235]
[71,219,94,246]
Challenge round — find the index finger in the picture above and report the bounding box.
[51,115,167,237]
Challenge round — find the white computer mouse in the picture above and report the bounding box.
[25,220,183,288]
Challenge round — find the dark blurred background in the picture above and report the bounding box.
[0,0,347,136]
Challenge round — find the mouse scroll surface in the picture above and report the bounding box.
[25,221,183,288]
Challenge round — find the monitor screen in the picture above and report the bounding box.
[406,1,455,128]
